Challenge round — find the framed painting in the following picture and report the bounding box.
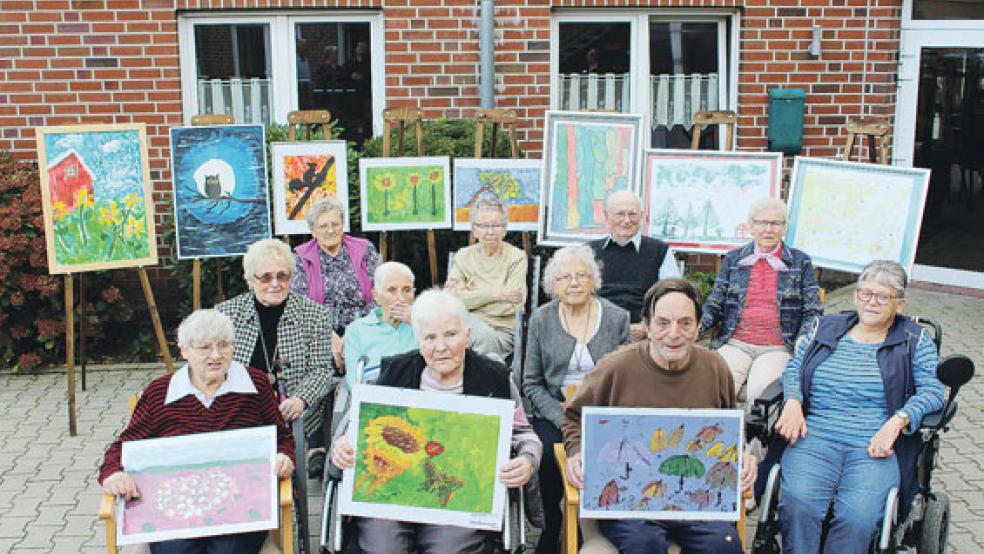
[452,158,541,231]
[35,123,158,274]
[359,157,452,231]
[786,157,930,274]
[581,407,743,521]
[170,125,272,259]
[270,141,349,235]
[539,111,643,246]
[117,426,278,545]
[643,150,782,253]
[339,384,513,531]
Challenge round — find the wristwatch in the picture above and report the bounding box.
[894,409,910,429]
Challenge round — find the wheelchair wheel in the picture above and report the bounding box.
[919,492,950,554]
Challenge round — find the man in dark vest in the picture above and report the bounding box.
[589,190,679,341]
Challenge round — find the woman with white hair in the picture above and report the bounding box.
[216,238,334,477]
[523,244,630,553]
[329,288,542,553]
[99,309,295,554]
[342,261,418,388]
[700,197,823,405]
[774,260,944,552]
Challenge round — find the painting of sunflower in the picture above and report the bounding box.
[358,156,452,231]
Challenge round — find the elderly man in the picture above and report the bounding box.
[562,278,755,554]
[589,190,679,341]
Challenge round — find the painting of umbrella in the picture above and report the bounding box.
[581,407,743,521]
[35,123,158,274]
[359,157,452,231]
[270,141,349,235]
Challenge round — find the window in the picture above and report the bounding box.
[179,12,383,142]
[552,12,737,149]
[912,0,984,20]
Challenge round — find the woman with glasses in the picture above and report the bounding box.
[699,198,823,406]
[292,197,381,371]
[445,198,527,361]
[216,238,335,476]
[774,260,944,553]
[99,309,295,554]
[522,244,630,554]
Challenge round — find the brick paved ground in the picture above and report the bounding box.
[0,285,981,553]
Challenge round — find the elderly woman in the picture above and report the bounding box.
[292,197,381,369]
[446,198,527,362]
[330,288,542,554]
[342,261,418,389]
[99,309,294,554]
[523,244,630,554]
[216,238,334,476]
[775,260,945,553]
[700,198,823,405]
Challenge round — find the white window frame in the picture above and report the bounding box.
[178,10,385,135]
[550,9,739,147]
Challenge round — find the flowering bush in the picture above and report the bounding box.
[0,156,137,372]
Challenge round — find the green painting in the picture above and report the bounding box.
[352,402,500,513]
[359,156,452,230]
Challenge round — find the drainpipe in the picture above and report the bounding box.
[479,0,495,108]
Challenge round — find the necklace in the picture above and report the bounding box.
[560,300,594,372]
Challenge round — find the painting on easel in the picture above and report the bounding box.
[539,111,643,246]
[359,156,452,231]
[271,141,349,235]
[170,125,272,259]
[452,158,540,231]
[35,123,158,274]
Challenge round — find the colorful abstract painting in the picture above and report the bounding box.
[170,125,272,259]
[581,407,743,521]
[35,123,158,274]
[787,157,930,274]
[359,157,452,231]
[339,385,513,530]
[271,141,349,235]
[539,111,642,246]
[117,426,278,545]
[644,150,782,253]
[452,158,541,231]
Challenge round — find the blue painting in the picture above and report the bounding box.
[581,407,742,521]
[170,125,272,259]
[452,158,541,231]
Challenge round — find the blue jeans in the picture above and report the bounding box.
[779,433,900,554]
[598,519,742,554]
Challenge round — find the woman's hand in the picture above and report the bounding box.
[330,435,355,470]
[331,331,345,372]
[868,416,906,458]
[279,396,306,422]
[564,452,584,490]
[275,453,294,478]
[103,471,140,501]
[775,399,808,445]
[497,289,524,305]
[630,323,648,342]
[499,456,535,488]
[389,302,411,324]
[740,451,757,493]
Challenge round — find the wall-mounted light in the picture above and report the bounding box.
[808,25,822,59]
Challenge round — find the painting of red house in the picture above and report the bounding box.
[47,151,93,211]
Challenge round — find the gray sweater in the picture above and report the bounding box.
[523,297,631,428]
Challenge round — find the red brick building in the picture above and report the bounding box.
[1,0,982,287]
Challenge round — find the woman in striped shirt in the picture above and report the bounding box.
[774,260,945,553]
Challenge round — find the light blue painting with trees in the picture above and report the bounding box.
[643,150,782,254]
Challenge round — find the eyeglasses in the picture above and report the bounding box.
[313,221,342,232]
[752,219,786,229]
[855,288,898,305]
[188,340,233,355]
[253,271,290,284]
[474,223,506,232]
[556,272,592,284]
[610,210,641,221]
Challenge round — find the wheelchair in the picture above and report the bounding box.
[746,317,976,554]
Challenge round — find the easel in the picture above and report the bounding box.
[282,110,334,247]
[381,107,441,285]
[840,118,890,164]
[189,113,235,311]
[472,108,532,256]
[691,111,738,274]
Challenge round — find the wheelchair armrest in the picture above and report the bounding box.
[747,379,784,443]
[919,401,958,432]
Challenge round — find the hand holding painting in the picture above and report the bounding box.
[102,471,140,501]
[331,435,356,469]
[565,452,585,489]
[274,453,295,479]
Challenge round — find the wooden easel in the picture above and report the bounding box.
[283,110,334,246]
[472,108,532,256]
[189,113,235,310]
[381,107,440,285]
[840,118,890,164]
[691,110,737,151]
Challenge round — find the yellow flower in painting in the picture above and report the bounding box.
[428,168,443,185]
[406,172,423,188]
[373,172,398,193]
[52,201,69,221]
[124,215,144,237]
[355,415,428,495]
[122,192,141,210]
[99,200,121,226]
[74,188,94,208]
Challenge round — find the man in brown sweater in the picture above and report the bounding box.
[562,278,756,554]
